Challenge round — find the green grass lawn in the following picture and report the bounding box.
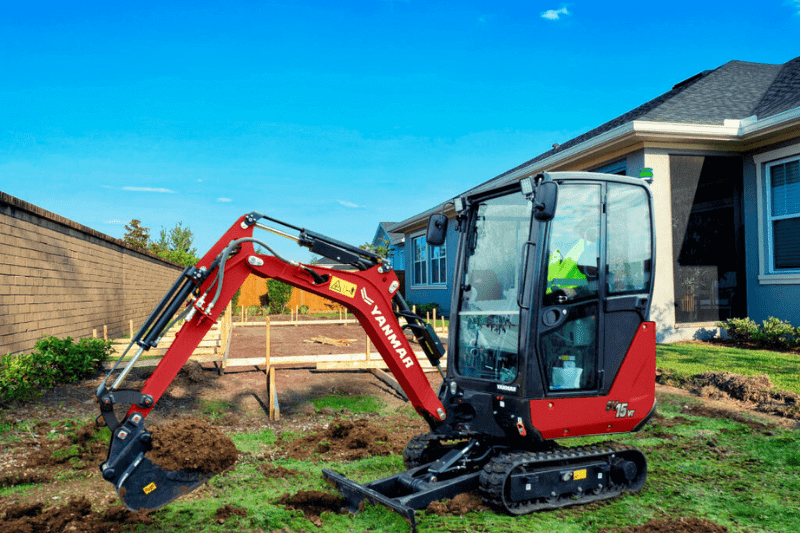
[656,342,800,394]
[132,393,799,533]
[4,344,799,533]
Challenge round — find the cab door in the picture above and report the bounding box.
[535,179,653,396]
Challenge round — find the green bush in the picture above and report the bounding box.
[408,302,441,316]
[717,316,800,351]
[265,279,292,315]
[754,317,798,349]
[716,317,759,345]
[0,336,112,404]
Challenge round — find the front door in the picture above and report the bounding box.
[536,179,654,396]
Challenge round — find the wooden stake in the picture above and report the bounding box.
[432,309,437,331]
[92,329,97,339]
[129,319,134,339]
[265,316,271,372]
[268,366,279,420]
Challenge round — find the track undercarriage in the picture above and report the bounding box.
[323,433,647,530]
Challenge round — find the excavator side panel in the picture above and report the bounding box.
[528,321,656,440]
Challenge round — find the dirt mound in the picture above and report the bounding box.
[604,517,730,533]
[277,490,347,526]
[0,470,52,488]
[287,418,404,461]
[695,372,773,402]
[657,369,800,420]
[694,372,799,418]
[214,504,247,524]
[0,497,152,533]
[426,492,488,515]
[148,418,238,473]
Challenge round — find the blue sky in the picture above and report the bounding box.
[1,1,798,261]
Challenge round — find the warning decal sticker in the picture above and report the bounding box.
[143,482,157,494]
[329,276,357,298]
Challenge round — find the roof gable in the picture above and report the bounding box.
[753,56,800,119]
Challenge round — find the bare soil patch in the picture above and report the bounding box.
[602,516,731,533]
[0,497,152,533]
[277,490,347,526]
[286,417,413,462]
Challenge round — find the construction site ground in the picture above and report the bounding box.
[1,319,797,533]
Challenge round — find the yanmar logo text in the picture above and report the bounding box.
[363,290,415,369]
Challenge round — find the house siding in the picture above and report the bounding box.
[743,140,800,325]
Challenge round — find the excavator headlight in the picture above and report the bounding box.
[520,176,534,196]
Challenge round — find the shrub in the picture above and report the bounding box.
[754,317,797,349]
[298,305,310,315]
[0,336,112,404]
[716,317,759,345]
[265,279,292,314]
[717,316,800,351]
[409,302,441,316]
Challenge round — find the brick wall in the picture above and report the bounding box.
[0,191,183,355]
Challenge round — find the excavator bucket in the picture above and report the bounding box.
[99,414,214,512]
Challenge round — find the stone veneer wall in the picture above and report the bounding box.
[0,191,183,355]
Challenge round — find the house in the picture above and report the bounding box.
[392,56,800,343]
[371,222,406,271]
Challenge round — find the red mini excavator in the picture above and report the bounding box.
[96,171,657,528]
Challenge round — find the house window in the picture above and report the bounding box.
[413,236,427,284]
[412,236,447,286]
[431,244,447,285]
[767,158,800,271]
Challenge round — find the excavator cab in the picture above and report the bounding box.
[439,172,656,441]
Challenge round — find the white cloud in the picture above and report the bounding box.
[217,197,233,202]
[541,7,570,20]
[337,200,362,208]
[122,186,177,193]
[104,219,126,224]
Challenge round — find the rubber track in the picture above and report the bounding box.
[479,442,645,515]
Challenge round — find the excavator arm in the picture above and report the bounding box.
[96,212,446,511]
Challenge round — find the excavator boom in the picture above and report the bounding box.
[96,212,446,511]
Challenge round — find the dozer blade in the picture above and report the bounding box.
[322,466,481,531]
[99,414,214,512]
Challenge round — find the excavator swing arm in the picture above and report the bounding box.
[96,212,447,511]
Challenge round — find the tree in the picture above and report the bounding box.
[123,219,199,267]
[153,221,197,256]
[360,238,391,258]
[123,220,150,250]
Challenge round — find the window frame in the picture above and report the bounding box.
[410,233,448,287]
[754,145,800,284]
[766,157,800,272]
[412,235,428,285]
